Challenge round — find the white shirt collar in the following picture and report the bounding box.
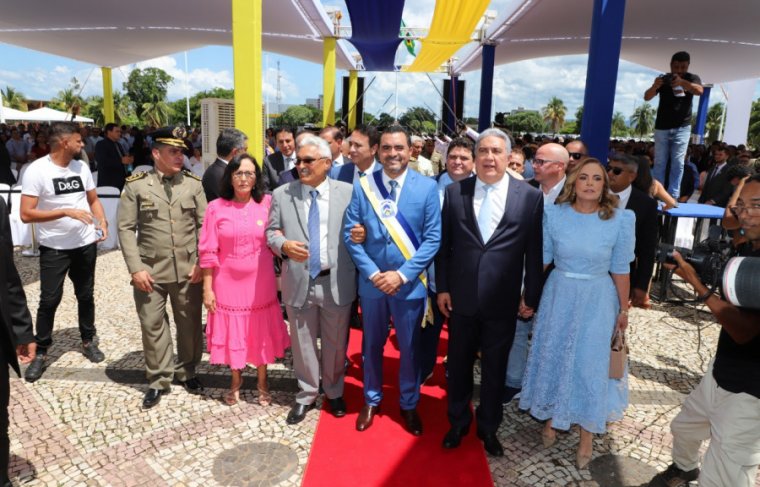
[476,174,509,192]
[613,184,633,208]
[543,175,566,204]
[381,166,409,190]
[356,159,376,176]
[303,178,330,196]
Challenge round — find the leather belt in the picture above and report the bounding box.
[314,269,330,278]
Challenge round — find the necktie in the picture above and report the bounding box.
[162,176,173,200]
[308,190,321,279]
[389,180,399,202]
[478,184,494,242]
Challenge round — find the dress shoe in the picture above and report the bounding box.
[477,431,504,457]
[442,425,469,449]
[286,402,314,425]
[399,408,423,436]
[327,397,347,418]
[142,388,168,409]
[81,341,105,363]
[175,377,204,395]
[24,354,46,383]
[356,405,380,431]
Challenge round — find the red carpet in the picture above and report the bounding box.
[302,326,493,487]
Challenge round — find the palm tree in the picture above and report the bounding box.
[630,103,656,138]
[1,86,28,110]
[142,97,174,127]
[542,97,566,133]
[611,111,628,137]
[51,88,84,115]
[704,102,724,143]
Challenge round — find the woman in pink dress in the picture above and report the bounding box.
[199,154,290,405]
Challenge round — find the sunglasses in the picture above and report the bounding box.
[568,152,584,160]
[295,157,327,165]
[606,166,625,175]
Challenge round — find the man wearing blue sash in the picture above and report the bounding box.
[344,126,441,436]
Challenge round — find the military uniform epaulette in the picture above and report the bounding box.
[182,170,201,181]
[126,171,148,183]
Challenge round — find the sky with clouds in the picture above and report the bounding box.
[1,0,757,125]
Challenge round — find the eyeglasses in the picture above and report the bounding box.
[295,157,326,165]
[232,171,256,180]
[730,204,760,217]
[568,152,584,160]
[533,158,563,167]
[606,166,625,175]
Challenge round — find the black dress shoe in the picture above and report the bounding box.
[175,377,204,394]
[477,431,504,457]
[399,408,423,436]
[356,405,380,431]
[502,386,521,404]
[286,402,313,425]
[142,388,168,409]
[327,397,347,418]
[442,425,470,449]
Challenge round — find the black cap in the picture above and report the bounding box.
[150,126,187,148]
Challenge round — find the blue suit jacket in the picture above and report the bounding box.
[330,161,382,185]
[343,168,441,301]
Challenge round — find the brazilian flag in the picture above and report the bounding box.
[400,19,417,57]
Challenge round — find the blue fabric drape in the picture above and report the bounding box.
[345,0,405,71]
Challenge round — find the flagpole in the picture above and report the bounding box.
[184,51,191,127]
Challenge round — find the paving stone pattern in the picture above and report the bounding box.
[6,249,760,486]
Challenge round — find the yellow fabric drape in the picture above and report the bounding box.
[101,67,114,124]
[404,0,490,73]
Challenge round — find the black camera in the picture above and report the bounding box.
[657,228,760,310]
[660,73,675,84]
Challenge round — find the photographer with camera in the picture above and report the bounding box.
[648,174,760,487]
[644,51,703,200]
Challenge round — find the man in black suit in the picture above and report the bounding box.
[699,145,736,207]
[608,154,659,308]
[201,128,248,202]
[436,128,544,456]
[95,123,133,191]
[0,197,35,487]
[320,126,351,167]
[262,127,297,192]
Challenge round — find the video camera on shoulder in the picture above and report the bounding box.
[656,227,760,310]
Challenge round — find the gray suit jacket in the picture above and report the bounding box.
[266,178,356,308]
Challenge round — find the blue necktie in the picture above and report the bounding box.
[389,180,399,202]
[308,190,321,279]
[478,184,494,242]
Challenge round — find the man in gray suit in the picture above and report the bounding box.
[267,135,356,425]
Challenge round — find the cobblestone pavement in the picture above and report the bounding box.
[6,249,759,486]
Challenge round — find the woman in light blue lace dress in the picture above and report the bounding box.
[519,159,635,469]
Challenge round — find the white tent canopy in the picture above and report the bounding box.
[1,106,93,122]
[0,0,358,70]
[453,0,760,85]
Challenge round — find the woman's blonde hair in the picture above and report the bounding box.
[555,158,619,221]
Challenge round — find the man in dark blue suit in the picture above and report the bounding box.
[343,126,441,436]
[330,125,381,185]
[0,197,35,487]
[436,128,544,456]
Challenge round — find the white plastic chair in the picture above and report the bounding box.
[0,183,10,205]
[16,164,30,185]
[96,186,121,250]
[9,185,32,246]
[190,162,205,177]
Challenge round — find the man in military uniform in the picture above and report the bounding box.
[117,126,207,409]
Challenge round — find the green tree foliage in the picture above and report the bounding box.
[399,106,437,134]
[630,103,656,138]
[574,105,584,131]
[375,112,396,127]
[1,86,27,110]
[49,78,84,114]
[81,92,138,126]
[542,96,567,133]
[705,102,725,144]
[748,99,760,149]
[168,87,234,126]
[503,111,548,133]
[280,105,320,127]
[362,113,377,125]
[124,67,173,121]
[611,111,628,137]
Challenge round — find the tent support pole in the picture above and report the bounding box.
[323,38,337,127]
[101,67,114,124]
[232,0,263,162]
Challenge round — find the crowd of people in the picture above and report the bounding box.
[1,97,759,485]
